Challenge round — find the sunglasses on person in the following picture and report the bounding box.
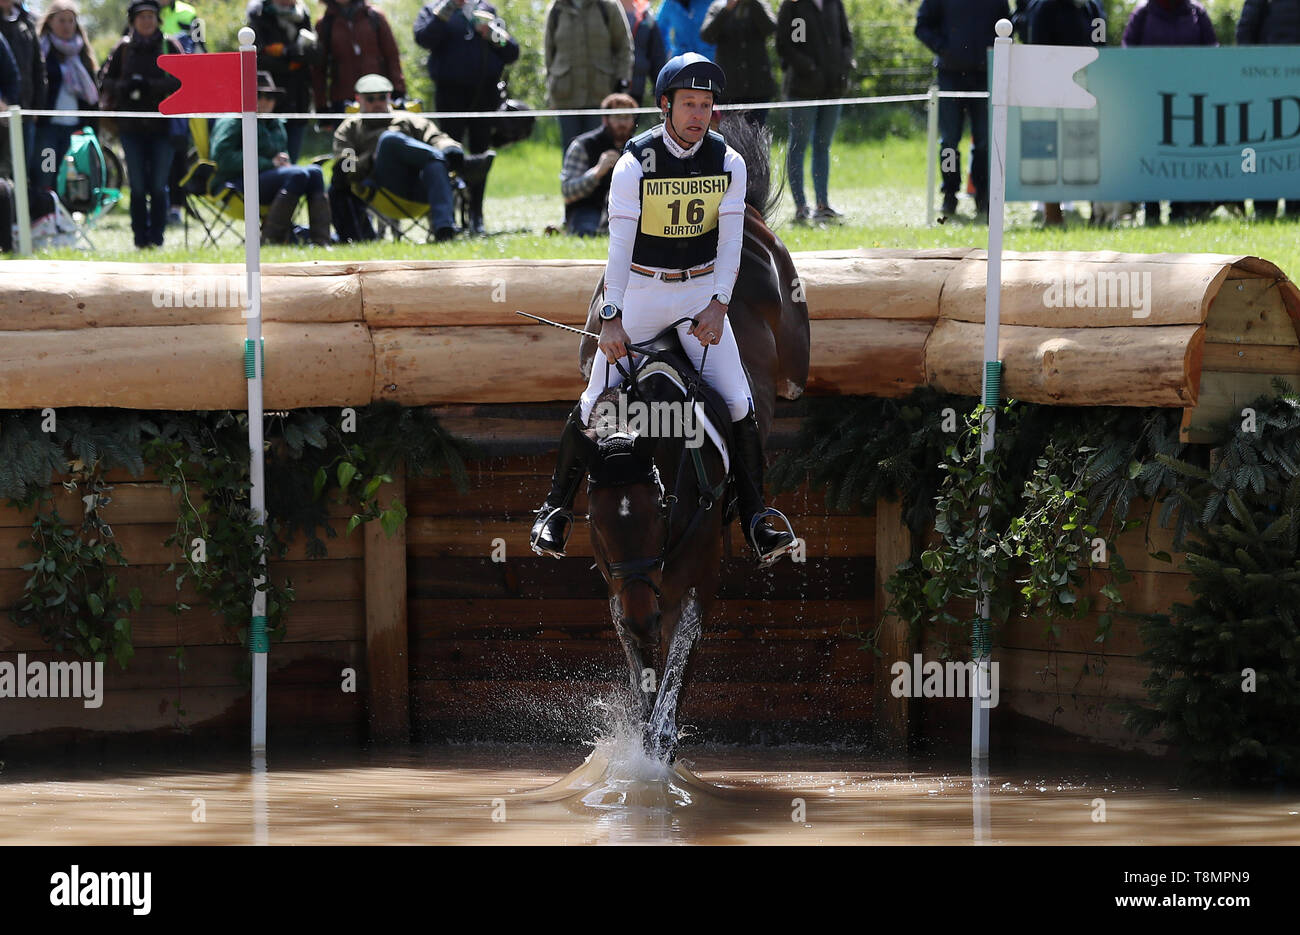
[360,93,390,103]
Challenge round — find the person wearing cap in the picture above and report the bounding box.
[331,72,491,242]
[99,0,184,248]
[530,52,798,567]
[211,71,330,245]
[313,0,405,119]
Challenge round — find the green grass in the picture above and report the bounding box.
[33,132,1300,277]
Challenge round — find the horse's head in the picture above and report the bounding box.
[585,418,668,638]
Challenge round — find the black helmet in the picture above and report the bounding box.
[653,53,726,108]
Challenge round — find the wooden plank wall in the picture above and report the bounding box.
[0,404,1191,753]
[0,464,367,744]
[407,403,877,743]
[916,499,1183,754]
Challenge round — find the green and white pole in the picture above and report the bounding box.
[973,19,1016,761]
[237,26,269,753]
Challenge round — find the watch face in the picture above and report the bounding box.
[600,304,618,320]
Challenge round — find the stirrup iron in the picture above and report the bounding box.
[747,507,797,567]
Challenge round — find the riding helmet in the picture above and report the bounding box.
[653,53,726,108]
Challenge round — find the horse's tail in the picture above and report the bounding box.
[719,113,782,222]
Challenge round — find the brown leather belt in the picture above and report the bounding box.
[630,262,715,282]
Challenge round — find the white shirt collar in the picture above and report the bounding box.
[661,124,703,159]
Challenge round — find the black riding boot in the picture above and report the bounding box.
[731,408,797,565]
[530,405,591,558]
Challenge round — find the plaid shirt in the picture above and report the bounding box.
[561,136,606,204]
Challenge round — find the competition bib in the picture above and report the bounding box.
[639,173,731,238]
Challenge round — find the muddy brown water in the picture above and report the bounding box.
[2,733,1297,845]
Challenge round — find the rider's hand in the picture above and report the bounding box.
[599,318,630,361]
[689,300,727,347]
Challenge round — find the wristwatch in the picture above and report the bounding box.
[712,292,730,306]
[599,302,622,321]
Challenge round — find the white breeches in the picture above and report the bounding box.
[580,270,753,424]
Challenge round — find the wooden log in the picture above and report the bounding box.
[941,253,1226,328]
[805,319,931,397]
[372,325,586,404]
[0,322,374,409]
[364,461,409,742]
[360,260,604,327]
[792,251,955,321]
[925,320,1205,407]
[872,495,913,745]
[0,261,362,329]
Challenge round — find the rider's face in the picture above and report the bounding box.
[662,90,713,147]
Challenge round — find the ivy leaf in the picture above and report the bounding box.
[312,467,327,501]
[86,592,104,617]
[346,514,364,537]
[337,462,357,491]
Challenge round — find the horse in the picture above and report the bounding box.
[574,116,811,759]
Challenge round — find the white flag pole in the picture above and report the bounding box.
[237,26,269,754]
[972,19,1015,762]
[972,25,1099,761]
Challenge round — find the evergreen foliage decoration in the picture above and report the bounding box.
[4,405,474,675]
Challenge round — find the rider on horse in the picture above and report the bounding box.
[530,52,799,567]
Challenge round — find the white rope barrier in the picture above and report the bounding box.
[2,88,990,250]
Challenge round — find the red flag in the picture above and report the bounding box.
[158,50,255,115]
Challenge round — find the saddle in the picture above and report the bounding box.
[615,329,737,472]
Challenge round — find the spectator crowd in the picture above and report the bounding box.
[0,0,1295,252]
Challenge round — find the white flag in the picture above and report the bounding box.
[1006,46,1098,109]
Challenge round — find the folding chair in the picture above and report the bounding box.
[337,100,472,242]
[178,116,249,248]
[350,175,470,242]
[177,118,308,248]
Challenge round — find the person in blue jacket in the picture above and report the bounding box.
[656,0,715,59]
[414,0,519,232]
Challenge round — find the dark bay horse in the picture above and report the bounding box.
[574,117,811,759]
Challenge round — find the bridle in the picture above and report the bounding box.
[596,318,729,600]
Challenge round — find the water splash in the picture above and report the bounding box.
[645,590,702,759]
